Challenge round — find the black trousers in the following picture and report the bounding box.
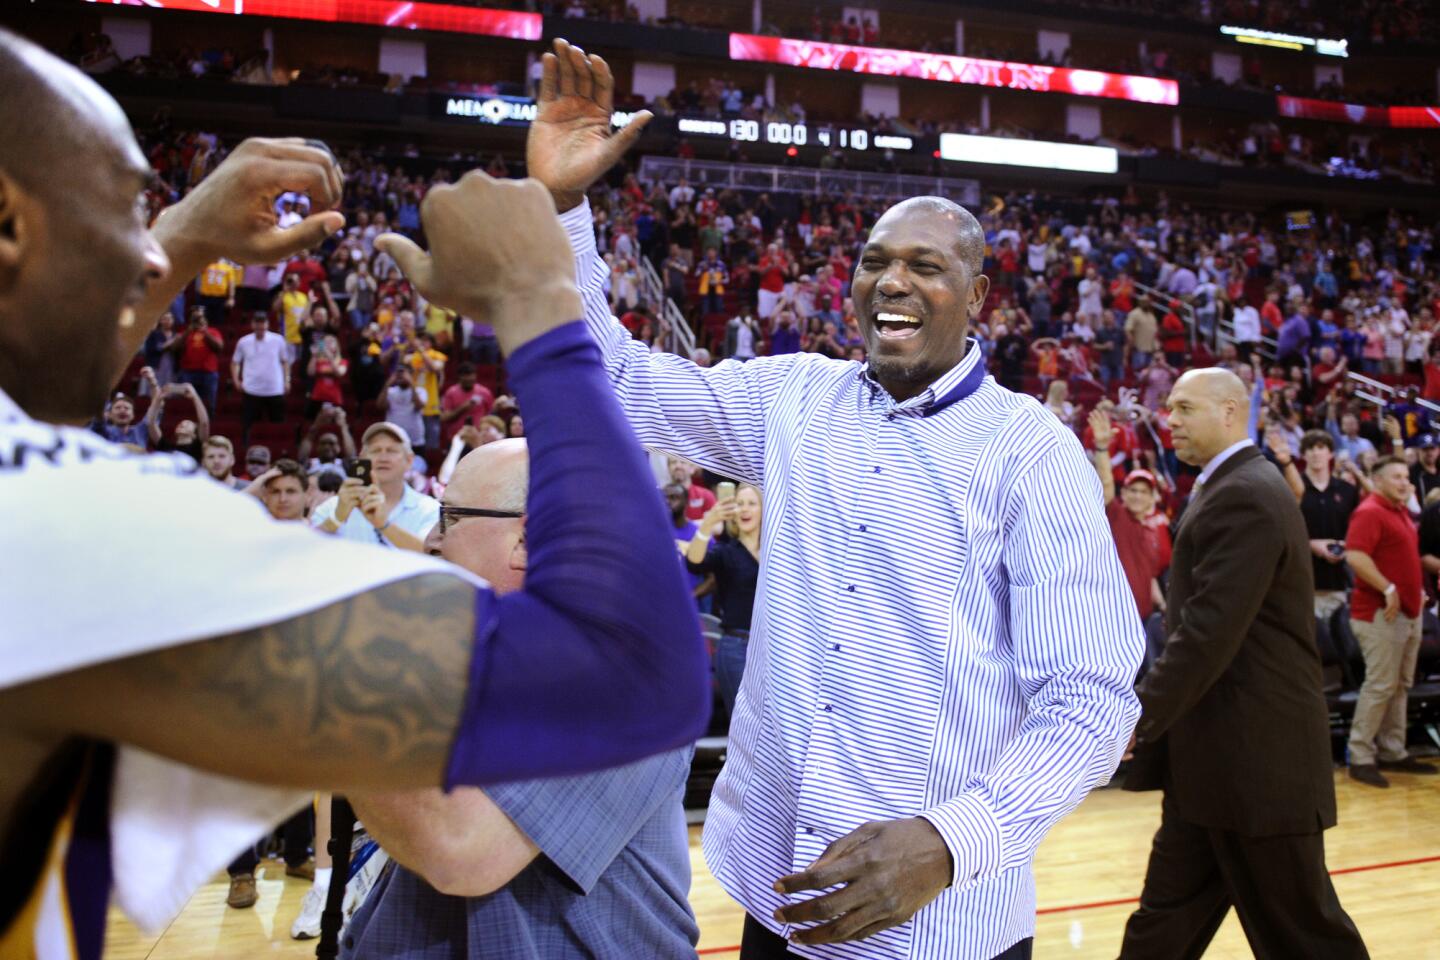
[240,392,286,447]
[1120,799,1368,960]
[227,806,313,876]
[741,914,1032,959]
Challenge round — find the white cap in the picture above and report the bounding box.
[362,421,413,452]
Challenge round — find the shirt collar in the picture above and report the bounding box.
[857,338,987,417]
[1197,438,1254,486]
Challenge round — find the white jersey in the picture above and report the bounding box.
[0,384,480,933]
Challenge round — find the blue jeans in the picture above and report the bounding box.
[1131,350,1152,370]
[715,632,748,719]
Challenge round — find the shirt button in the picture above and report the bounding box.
[832,643,841,651]
[822,704,833,712]
[873,466,882,473]
[858,524,867,532]
[803,826,814,834]
[886,413,896,421]
[845,585,856,592]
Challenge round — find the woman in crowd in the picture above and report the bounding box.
[306,334,348,422]
[686,485,763,718]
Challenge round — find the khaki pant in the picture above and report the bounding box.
[1347,613,1422,766]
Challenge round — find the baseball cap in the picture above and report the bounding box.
[1123,469,1158,489]
[245,445,271,465]
[1420,434,1439,449]
[363,421,413,451]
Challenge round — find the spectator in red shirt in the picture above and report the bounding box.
[305,334,348,421]
[1343,456,1435,787]
[439,362,496,447]
[756,243,792,320]
[1260,290,1284,336]
[1311,346,1348,405]
[1088,409,1164,621]
[174,306,224,416]
[1082,396,1146,485]
[283,249,328,294]
[667,455,715,521]
[1160,302,1187,367]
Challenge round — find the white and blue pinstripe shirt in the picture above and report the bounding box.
[562,202,1144,960]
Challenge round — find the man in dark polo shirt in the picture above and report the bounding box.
[1343,456,1436,788]
[1297,430,1359,622]
[1088,409,1163,621]
[1410,433,1440,506]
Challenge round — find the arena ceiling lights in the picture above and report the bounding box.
[1220,26,1348,57]
[729,34,1178,106]
[938,133,1119,174]
[81,0,541,41]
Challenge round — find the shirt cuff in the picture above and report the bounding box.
[918,792,1004,890]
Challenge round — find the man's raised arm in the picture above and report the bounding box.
[528,39,824,487]
[5,173,709,792]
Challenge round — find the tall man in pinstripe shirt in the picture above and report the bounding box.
[533,40,1145,960]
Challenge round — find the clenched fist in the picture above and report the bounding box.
[375,173,582,355]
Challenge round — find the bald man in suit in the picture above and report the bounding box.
[1118,368,1368,959]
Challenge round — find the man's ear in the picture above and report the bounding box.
[0,171,31,286]
[967,273,991,316]
[508,534,528,573]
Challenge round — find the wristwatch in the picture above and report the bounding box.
[1384,583,1397,596]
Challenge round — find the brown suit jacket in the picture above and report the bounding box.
[1123,445,1337,836]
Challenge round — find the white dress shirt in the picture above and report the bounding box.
[562,202,1143,959]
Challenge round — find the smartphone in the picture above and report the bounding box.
[716,481,737,502]
[347,458,372,485]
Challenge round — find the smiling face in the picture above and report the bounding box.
[734,485,762,536]
[850,199,988,401]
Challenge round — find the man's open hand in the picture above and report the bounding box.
[528,38,652,212]
[374,173,581,354]
[772,817,952,946]
[153,138,344,267]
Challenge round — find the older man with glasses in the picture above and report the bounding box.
[344,438,700,960]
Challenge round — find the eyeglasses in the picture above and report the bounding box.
[439,505,525,535]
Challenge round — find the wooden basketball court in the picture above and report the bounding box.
[105,771,1440,959]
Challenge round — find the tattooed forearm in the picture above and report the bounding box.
[6,573,479,792]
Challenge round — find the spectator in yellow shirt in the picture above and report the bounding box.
[405,330,447,452]
[422,299,456,351]
[196,257,239,325]
[272,272,311,363]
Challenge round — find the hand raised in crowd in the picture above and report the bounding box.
[529,38,653,212]
[699,496,738,537]
[334,476,368,523]
[359,484,389,530]
[1383,414,1403,443]
[375,173,581,354]
[1264,427,1293,464]
[1088,407,1113,449]
[772,817,953,945]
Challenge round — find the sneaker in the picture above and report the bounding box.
[1348,763,1390,788]
[290,884,327,940]
[226,874,258,909]
[285,861,316,881]
[1378,757,1438,774]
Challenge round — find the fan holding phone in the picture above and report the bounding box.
[310,422,440,551]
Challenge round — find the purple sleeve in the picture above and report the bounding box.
[444,322,710,787]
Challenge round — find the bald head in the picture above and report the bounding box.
[448,438,529,514]
[877,196,985,274]
[1168,367,1252,467]
[0,28,145,200]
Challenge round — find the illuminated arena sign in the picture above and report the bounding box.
[83,0,541,41]
[1220,26,1347,57]
[939,133,1119,174]
[1278,96,1440,129]
[728,34,1179,106]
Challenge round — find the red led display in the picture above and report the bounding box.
[1278,96,1440,129]
[83,0,541,41]
[728,34,1179,106]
